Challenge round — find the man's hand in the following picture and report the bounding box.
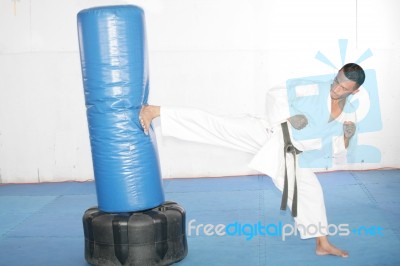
[288,114,308,130]
[343,121,356,139]
[343,121,356,148]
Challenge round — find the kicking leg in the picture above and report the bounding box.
[140,105,268,154]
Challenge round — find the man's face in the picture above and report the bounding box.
[330,70,359,100]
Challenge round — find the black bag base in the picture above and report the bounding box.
[83,201,188,266]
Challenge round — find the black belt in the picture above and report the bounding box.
[280,122,302,217]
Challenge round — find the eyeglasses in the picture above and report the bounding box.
[333,77,353,92]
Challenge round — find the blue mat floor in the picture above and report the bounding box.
[0,170,399,266]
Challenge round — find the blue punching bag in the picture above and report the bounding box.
[77,5,164,212]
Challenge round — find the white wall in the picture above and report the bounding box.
[0,0,399,183]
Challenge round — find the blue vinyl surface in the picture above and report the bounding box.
[77,5,164,213]
[0,170,399,265]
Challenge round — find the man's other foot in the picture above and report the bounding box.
[316,237,349,258]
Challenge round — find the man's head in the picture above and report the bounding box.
[330,63,365,100]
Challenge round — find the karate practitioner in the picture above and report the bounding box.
[139,63,365,258]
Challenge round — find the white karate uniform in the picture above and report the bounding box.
[158,85,356,239]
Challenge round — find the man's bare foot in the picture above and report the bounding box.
[139,105,160,135]
[315,236,348,258]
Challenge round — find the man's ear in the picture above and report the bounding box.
[351,88,360,95]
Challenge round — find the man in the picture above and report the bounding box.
[139,63,365,258]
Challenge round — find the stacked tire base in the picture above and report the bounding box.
[83,202,188,266]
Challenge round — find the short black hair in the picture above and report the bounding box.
[340,63,366,87]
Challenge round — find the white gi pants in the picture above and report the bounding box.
[160,106,328,239]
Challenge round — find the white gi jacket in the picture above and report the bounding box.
[249,82,356,180]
